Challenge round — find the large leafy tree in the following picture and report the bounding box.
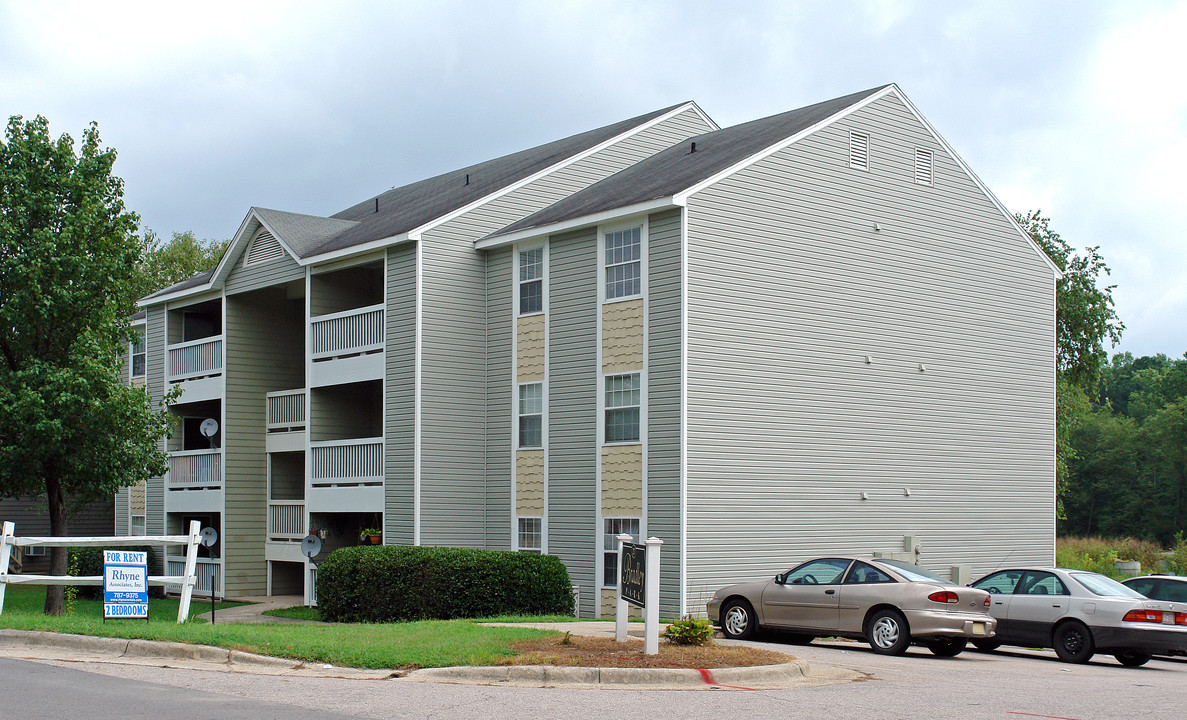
[139,229,228,297]
[0,115,173,615]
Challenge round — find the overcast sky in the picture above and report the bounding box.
[2,0,1183,357]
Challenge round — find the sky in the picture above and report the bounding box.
[1,0,1183,357]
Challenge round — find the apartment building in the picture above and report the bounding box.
[120,85,1058,618]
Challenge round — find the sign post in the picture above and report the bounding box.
[615,534,662,655]
[614,533,633,642]
[103,550,148,621]
[644,537,662,655]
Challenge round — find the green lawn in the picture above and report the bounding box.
[0,585,555,669]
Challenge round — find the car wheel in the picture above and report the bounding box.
[1052,621,1095,663]
[926,637,968,657]
[1114,651,1151,667]
[721,600,757,640]
[867,608,911,655]
[972,639,1002,652]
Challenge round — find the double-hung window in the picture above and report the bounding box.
[517,517,542,553]
[603,517,640,587]
[604,227,641,301]
[130,329,146,379]
[518,382,543,448]
[604,373,640,443]
[519,247,543,314]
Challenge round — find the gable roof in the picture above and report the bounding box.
[484,86,890,242]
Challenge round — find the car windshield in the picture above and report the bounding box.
[1071,572,1146,598]
[873,558,947,583]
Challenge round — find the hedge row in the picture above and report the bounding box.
[315,545,574,622]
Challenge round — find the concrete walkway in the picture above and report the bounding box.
[194,595,311,624]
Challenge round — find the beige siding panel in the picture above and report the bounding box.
[130,481,146,514]
[601,299,644,374]
[599,588,643,618]
[516,314,545,382]
[682,93,1057,605]
[515,450,545,515]
[601,445,642,514]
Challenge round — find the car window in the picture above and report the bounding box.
[873,558,948,582]
[844,561,895,584]
[1018,571,1067,596]
[1159,581,1187,603]
[972,570,1024,595]
[785,558,852,585]
[1125,578,1158,597]
[1070,572,1146,598]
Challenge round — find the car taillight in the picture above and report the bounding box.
[984,595,991,608]
[1122,609,1187,626]
[928,590,959,604]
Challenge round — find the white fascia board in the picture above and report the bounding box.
[298,233,410,266]
[474,197,679,250]
[673,86,897,205]
[890,86,1064,280]
[409,102,705,241]
[686,100,720,131]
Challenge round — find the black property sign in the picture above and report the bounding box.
[620,542,646,608]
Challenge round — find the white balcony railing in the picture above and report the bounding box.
[310,304,384,361]
[167,449,222,490]
[266,389,307,431]
[166,557,222,597]
[167,336,223,382]
[310,438,383,487]
[268,501,305,539]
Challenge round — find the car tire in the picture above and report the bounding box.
[926,637,968,657]
[721,600,757,640]
[1114,651,1151,667]
[1052,621,1095,663]
[867,608,911,655]
[972,639,1002,652]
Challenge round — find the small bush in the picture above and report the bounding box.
[315,545,574,623]
[1056,536,1170,579]
[68,546,162,599]
[662,615,714,646]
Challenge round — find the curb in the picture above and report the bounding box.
[406,658,812,688]
[0,629,302,669]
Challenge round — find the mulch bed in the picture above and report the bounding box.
[501,633,795,669]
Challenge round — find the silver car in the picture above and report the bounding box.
[706,555,996,657]
[971,567,1187,666]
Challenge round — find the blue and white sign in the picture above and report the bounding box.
[103,550,148,618]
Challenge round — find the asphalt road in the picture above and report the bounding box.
[2,637,1185,720]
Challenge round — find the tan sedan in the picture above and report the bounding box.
[706,555,996,656]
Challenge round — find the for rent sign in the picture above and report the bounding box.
[103,550,148,619]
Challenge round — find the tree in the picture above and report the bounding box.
[138,229,228,297]
[0,115,174,615]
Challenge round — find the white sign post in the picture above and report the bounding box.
[614,533,632,642]
[615,533,662,655]
[644,537,662,655]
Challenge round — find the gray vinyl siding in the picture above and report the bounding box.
[385,244,416,545]
[485,246,513,549]
[114,488,129,535]
[682,92,1056,600]
[547,228,599,616]
[645,208,683,618]
[224,289,304,595]
[418,106,712,549]
[145,306,166,555]
[0,497,114,573]
[224,249,304,296]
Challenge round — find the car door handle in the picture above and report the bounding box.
[825,589,835,595]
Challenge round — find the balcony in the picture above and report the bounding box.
[166,557,222,598]
[268,501,305,541]
[308,438,383,512]
[309,305,383,386]
[167,336,223,382]
[266,389,307,431]
[167,449,222,490]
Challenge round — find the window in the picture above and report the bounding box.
[130,329,146,378]
[131,515,146,536]
[1019,572,1067,596]
[604,373,640,443]
[849,130,870,171]
[972,570,1024,595]
[784,558,852,585]
[603,517,640,587]
[518,383,543,448]
[914,148,933,186]
[517,517,542,553]
[604,226,641,300]
[518,247,543,314]
[844,561,894,584]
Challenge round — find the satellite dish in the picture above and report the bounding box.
[200,526,218,547]
[301,534,323,559]
[199,418,219,437]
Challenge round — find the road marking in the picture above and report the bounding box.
[695,668,755,690]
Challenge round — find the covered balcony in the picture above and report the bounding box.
[166,298,224,401]
[309,260,384,385]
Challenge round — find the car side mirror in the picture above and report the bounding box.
[774,573,785,585]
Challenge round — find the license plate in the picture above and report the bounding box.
[972,622,986,634]
[1165,614,1176,625]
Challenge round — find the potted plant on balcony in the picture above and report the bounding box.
[359,528,382,545]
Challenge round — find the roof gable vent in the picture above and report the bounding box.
[849,131,869,171]
[914,148,934,186]
[244,230,284,266]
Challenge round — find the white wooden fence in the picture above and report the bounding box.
[0,520,202,623]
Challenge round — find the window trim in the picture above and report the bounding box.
[600,222,644,304]
[601,516,640,588]
[516,516,542,553]
[517,382,543,449]
[602,372,641,445]
[129,323,146,379]
[517,245,545,317]
[849,130,870,171]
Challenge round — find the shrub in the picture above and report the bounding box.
[662,615,714,646]
[68,545,162,599]
[1056,536,1170,579]
[315,545,574,623]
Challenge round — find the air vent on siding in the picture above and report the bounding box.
[244,230,284,266]
[849,131,869,171]
[914,148,934,186]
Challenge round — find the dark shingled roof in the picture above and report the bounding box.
[145,268,216,299]
[489,86,889,239]
[309,102,694,256]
